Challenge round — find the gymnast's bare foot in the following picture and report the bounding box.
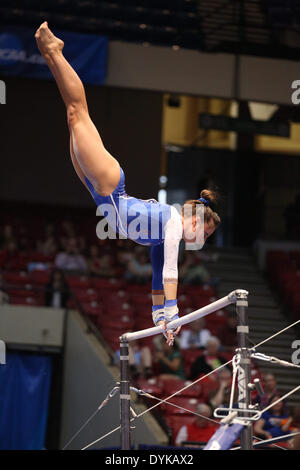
[35,21,64,58]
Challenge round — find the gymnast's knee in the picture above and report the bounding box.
[67,102,86,127]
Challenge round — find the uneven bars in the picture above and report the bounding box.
[120,289,248,343]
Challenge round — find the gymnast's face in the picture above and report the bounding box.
[182,216,216,245]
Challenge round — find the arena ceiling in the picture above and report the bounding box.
[1,0,300,60]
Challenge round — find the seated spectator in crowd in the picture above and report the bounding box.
[58,220,76,247]
[290,433,300,450]
[254,372,278,409]
[116,240,135,268]
[0,224,16,249]
[189,337,229,380]
[208,368,236,412]
[115,339,153,380]
[180,319,211,350]
[87,245,116,278]
[0,240,25,270]
[217,311,238,353]
[36,235,57,257]
[125,248,152,284]
[55,237,87,273]
[254,395,290,440]
[179,252,212,285]
[154,337,185,380]
[0,272,9,305]
[281,406,300,435]
[45,269,70,308]
[175,403,217,447]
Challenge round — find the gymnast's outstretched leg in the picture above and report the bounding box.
[35,21,120,196]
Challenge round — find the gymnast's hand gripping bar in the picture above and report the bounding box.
[120,289,249,343]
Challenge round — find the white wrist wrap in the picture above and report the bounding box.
[152,307,165,326]
[164,304,179,323]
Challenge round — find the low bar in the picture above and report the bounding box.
[121,289,249,343]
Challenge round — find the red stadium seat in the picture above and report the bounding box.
[102,292,133,310]
[29,270,51,285]
[161,397,200,416]
[130,292,152,303]
[160,378,202,398]
[111,289,131,304]
[100,327,128,350]
[178,294,194,310]
[136,377,164,397]
[26,251,55,263]
[92,278,124,291]
[72,287,99,303]
[105,315,135,331]
[66,276,92,289]
[107,302,136,319]
[81,301,105,319]
[165,415,197,444]
[198,374,219,401]
[135,317,153,330]
[3,271,31,285]
[9,295,43,306]
[182,349,204,378]
[7,287,36,298]
[282,280,300,306]
[125,283,151,294]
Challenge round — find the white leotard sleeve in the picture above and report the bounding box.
[162,206,183,283]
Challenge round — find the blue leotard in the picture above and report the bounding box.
[85,167,183,290]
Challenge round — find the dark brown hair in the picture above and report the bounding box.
[183,189,221,227]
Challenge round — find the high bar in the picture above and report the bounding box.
[120,289,248,343]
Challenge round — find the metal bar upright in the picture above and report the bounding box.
[235,290,253,450]
[119,339,131,450]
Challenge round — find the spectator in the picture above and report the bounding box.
[208,368,236,412]
[55,237,87,273]
[281,406,300,434]
[254,373,278,409]
[0,224,16,249]
[59,220,76,248]
[45,269,70,308]
[179,252,212,285]
[0,272,9,305]
[175,403,217,446]
[115,339,153,380]
[154,337,185,380]
[125,248,152,284]
[254,395,289,440]
[36,235,57,256]
[179,318,211,350]
[217,311,238,352]
[0,240,25,270]
[189,337,229,380]
[116,240,135,267]
[87,245,116,278]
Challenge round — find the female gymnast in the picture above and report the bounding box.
[35,22,221,345]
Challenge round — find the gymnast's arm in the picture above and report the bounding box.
[162,211,181,303]
[150,243,165,305]
[150,239,179,306]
